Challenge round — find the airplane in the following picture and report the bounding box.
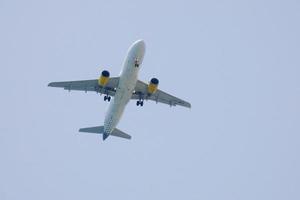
[48,40,191,140]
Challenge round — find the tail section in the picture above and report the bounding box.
[79,126,131,140]
[79,126,104,133]
[110,128,131,139]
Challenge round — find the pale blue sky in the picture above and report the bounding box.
[0,0,300,199]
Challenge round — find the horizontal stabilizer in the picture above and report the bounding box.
[79,126,104,133]
[111,128,131,139]
[79,126,131,140]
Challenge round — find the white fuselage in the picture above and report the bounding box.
[104,40,145,135]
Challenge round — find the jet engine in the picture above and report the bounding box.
[147,78,159,94]
[98,70,110,86]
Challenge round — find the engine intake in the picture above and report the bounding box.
[148,78,159,94]
[98,70,110,86]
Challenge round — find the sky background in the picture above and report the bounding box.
[0,0,300,199]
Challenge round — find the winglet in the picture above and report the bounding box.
[48,82,63,87]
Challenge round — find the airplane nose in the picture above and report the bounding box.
[137,39,145,48]
[133,39,146,52]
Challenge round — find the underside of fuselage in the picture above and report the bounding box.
[103,40,145,139]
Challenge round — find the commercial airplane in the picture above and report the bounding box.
[48,40,191,140]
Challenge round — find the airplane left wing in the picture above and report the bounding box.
[48,77,119,96]
[132,80,191,108]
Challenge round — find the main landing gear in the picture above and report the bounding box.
[104,95,111,102]
[136,100,144,106]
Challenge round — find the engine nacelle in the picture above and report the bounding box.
[98,70,110,86]
[147,78,159,94]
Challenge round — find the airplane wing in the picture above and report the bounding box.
[132,80,191,108]
[48,77,119,96]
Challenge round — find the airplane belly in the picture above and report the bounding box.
[103,78,136,134]
[103,41,142,135]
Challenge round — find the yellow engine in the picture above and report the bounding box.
[98,70,110,86]
[147,78,159,94]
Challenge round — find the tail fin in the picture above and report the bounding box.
[79,126,131,140]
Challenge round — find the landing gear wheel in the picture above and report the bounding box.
[135,58,139,67]
[104,95,110,102]
[136,100,144,106]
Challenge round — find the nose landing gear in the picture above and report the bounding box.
[134,58,140,67]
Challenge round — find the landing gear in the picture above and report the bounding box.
[134,58,139,67]
[136,100,144,106]
[104,95,111,102]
